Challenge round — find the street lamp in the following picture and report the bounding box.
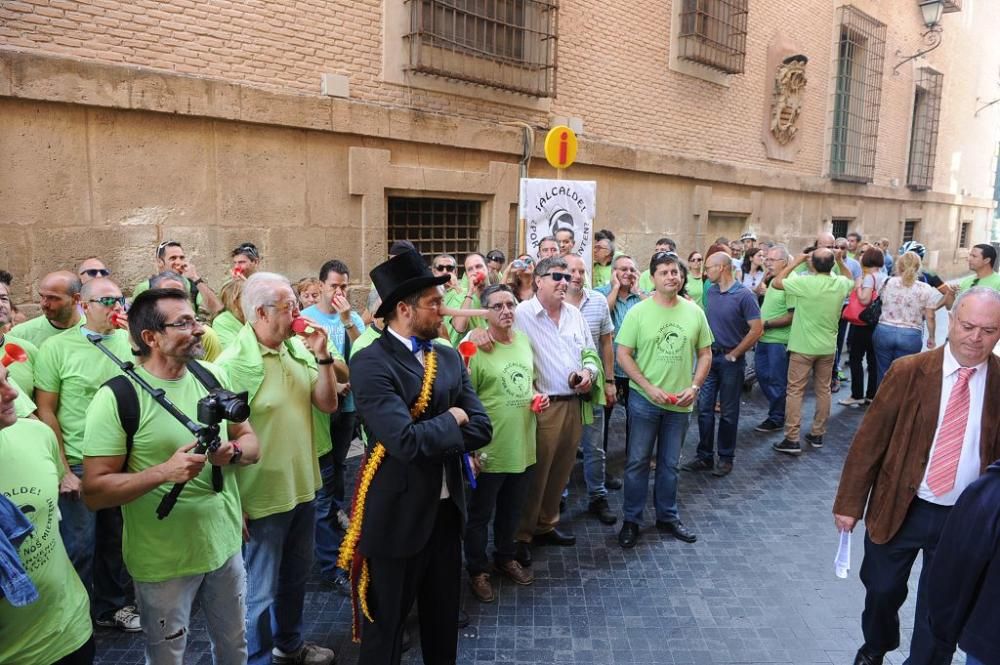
[892,0,945,75]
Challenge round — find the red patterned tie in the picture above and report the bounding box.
[926,367,977,496]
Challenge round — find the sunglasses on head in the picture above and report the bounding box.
[434,264,456,272]
[89,295,126,308]
[543,272,572,282]
[80,268,111,278]
[487,254,505,263]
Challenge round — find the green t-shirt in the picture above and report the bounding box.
[211,310,244,350]
[134,276,201,311]
[638,269,654,295]
[34,328,134,464]
[12,376,36,418]
[310,339,344,459]
[444,289,486,347]
[228,343,321,520]
[782,274,854,355]
[82,364,242,582]
[615,297,713,412]
[9,315,83,348]
[1,334,38,398]
[685,275,705,309]
[957,272,1000,294]
[592,262,613,289]
[0,419,92,664]
[759,284,792,345]
[467,331,536,473]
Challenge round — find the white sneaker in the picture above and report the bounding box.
[272,642,336,664]
[95,604,142,632]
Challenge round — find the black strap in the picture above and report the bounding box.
[103,376,140,471]
[185,360,222,392]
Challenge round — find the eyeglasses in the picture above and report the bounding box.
[162,317,204,331]
[542,272,572,282]
[689,257,703,263]
[434,264,457,272]
[487,302,517,312]
[266,300,299,313]
[88,296,126,308]
[80,268,111,278]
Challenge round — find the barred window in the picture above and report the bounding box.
[832,219,850,239]
[677,0,748,74]
[387,197,483,267]
[406,0,558,97]
[959,222,971,249]
[903,220,919,244]
[907,68,944,191]
[829,6,886,183]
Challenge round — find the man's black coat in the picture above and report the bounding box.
[350,329,492,559]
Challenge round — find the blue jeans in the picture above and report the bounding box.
[580,405,607,501]
[966,655,986,665]
[244,500,316,665]
[314,452,343,578]
[754,342,788,424]
[873,324,923,386]
[135,552,247,665]
[622,392,690,525]
[696,352,745,461]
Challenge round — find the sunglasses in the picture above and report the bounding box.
[487,255,505,263]
[80,268,111,278]
[88,296,126,308]
[542,272,572,282]
[434,264,457,272]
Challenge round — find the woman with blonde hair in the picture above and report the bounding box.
[871,251,942,385]
[211,277,246,350]
[294,277,322,309]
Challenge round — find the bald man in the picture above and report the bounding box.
[77,257,111,285]
[9,271,84,347]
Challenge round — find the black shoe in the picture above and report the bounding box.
[588,498,618,525]
[604,475,623,490]
[533,528,576,546]
[711,459,733,477]
[656,520,697,543]
[618,521,639,548]
[559,497,567,513]
[805,433,824,449]
[322,572,352,598]
[754,419,783,432]
[456,609,470,629]
[772,438,802,455]
[680,457,714,472]
[514,541,532,567]
[852,647,884,665]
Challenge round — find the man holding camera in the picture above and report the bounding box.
[217,272,341,665]
[81,287,260,664]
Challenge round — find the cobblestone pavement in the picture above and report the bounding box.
[94,373,967,665]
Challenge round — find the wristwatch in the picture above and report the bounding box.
[316,356,335,365]
[342,320,355,329]
[192,278,205,286]
[605,379,614,384]
[691,384,701,392]
[229,442,243,465]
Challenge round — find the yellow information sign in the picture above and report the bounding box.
[544,125,578,169]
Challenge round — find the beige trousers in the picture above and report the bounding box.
[783,352,835,442]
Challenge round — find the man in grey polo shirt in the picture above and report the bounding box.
[683,253,762,477]
[564,254,617,525]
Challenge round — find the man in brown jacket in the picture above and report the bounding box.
[833,287,1000,665]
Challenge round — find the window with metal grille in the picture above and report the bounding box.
[406,0,558,97]
[903,220,918,244]
[677,0,748,74]
[829,6,886,183]
[906,68,943,191]
[959,222,971,249]
[832,219,850,239]
[387,197,483,267]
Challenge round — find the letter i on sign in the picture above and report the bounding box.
[544,125,578,171]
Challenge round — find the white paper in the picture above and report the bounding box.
[835,530,851,579]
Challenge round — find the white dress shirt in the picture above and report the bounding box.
[513,296,598,395]
[386,325,449,500]
[917,344,988,505]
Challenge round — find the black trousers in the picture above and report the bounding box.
[93,506,135,616]
[847,324,878,400]
[53,636,95,665]
[859,498,952,661]
[614,377,631,455]
[359,500,462,665]
[464,468,534,575]
[330,410,358,503]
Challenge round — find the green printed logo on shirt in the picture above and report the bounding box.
[500,362,533,405]
[655,322,689,358]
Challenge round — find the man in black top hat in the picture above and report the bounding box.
[348,250,492,665]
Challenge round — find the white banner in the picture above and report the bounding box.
[519,178,596,274]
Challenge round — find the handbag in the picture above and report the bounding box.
[843,284,880,326]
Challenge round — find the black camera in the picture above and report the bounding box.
[197,389,250,426]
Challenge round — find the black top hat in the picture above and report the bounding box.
[371,250,450,319]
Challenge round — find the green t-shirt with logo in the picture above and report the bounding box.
[467,331,536,473]
[0,419,92,664]
[957,272,1000,294]
[82,363,242,583]
[759,284,792,345]
[782,274,854,355]
[9,315,83,348]
[34,328,134,464]
[615,297,713,413]
[1,334,39,398]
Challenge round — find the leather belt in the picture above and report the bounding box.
[548,393,581,403]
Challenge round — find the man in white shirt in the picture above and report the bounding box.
[833,287,1000,665]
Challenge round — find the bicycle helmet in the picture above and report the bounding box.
[898,241,926,258]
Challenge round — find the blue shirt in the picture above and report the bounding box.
[596,284,643,377]
[704,281,761,350]
[301,305,364,412]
